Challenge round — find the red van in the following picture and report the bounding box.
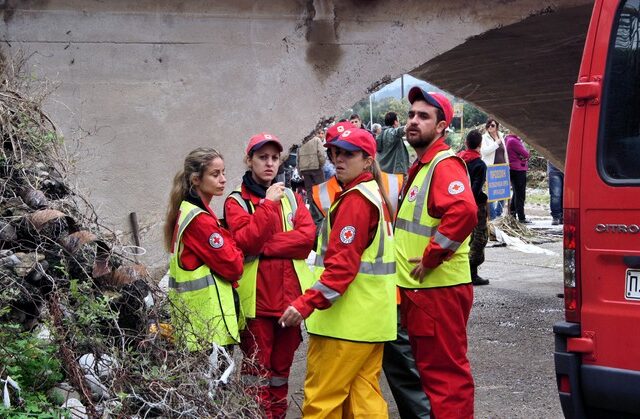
[554,0,640,417]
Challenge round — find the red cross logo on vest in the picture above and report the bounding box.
[448,180,465,195]
[209,232,224,249]
[340,226,356,244]
[408,185,419,202]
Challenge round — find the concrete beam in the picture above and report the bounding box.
[414,4,594,169]
[0,0,593,266]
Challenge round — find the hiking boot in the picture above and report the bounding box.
[472,275,490,286]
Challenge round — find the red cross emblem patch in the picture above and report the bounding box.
[340,226,356,244]
[448,181,465,195]
[209,232,224,249]
[408,186,419,202]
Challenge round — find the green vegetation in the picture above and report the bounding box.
[0,323,66,418]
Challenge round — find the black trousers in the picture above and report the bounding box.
[383,306,431,419]
[509,170,527,221]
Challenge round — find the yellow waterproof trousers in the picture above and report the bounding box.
[302,335,388,419]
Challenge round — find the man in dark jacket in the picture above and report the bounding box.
[458,130,489,285]
[377,112,410,174]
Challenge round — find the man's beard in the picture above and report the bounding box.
[407,129,438,149]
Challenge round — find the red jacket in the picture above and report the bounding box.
[179,198,244,283]
[292,172,387,318]
[224,185,315,317]
[402,138,478,269]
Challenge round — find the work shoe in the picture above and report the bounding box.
[552,218,560,225]
[472,276,490,286]
[519,219,532,224]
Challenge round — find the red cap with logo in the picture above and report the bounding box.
[407,87,454,127]
[245,133,283,154]
[325,127,376,158]
[325,121,356,143]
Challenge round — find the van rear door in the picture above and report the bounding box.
[570,0,640,414]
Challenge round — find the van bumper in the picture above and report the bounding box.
[554,321,640,418]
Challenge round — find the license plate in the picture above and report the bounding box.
[625,269,640,300]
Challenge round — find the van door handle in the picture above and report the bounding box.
[574,79,601,105]
[623,256,640,269]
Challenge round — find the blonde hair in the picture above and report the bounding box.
[163,148,223,252]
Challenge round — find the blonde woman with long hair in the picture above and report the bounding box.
[163,147,244,351]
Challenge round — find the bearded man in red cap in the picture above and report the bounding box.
[394,87,477,418]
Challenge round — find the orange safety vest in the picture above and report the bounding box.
[311,172,404,218]
[311,172,404,304]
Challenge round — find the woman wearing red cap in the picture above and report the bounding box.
[224,133,315,419]
[280,128,397,418]
[163,148,244,350]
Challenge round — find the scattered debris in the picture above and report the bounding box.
[0,52,262,417]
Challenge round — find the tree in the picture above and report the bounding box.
[463,103,488,129]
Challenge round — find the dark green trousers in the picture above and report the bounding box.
[383,306,431,419]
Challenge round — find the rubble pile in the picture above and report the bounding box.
[0,54,260,418]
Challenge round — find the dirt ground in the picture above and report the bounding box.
[285,202,565,418]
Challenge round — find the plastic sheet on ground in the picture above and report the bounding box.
[494,227,556,255]
[207,343,235,398]
[2,376,20,408]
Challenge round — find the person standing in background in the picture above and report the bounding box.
[377,111,410,175]
[481,118,509,219]
[372,122,382,137]
[458,130,489,286]
[298,132,326,203]
[505,133,531,223]
[547,161,564,225]
[349,113,364,129]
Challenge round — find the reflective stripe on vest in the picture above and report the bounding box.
[313,183,396,276]
[382,172,403,216]
[313,174,403,218]
[226,186,313,318]
[396,152,451,234]
[168,274,215,293]
[168,201,240,349]
[394,150,471,289]
[270,376,288,387]
[306,180,396,342]
[315,181,333,215]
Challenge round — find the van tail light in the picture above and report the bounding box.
[563,208,581,322]
[558,374,571,393]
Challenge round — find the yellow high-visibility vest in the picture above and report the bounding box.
[306,180,396,342]
[168,201,240,350]
[312,172,404,217]
[226,187,314,318]
[395,150,471,289]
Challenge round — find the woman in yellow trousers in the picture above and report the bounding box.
[280,128,396,418]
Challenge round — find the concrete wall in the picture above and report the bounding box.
[0,0,593,267]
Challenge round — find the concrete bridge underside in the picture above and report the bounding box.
[0,0,593,265]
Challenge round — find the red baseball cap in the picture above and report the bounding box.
[325,128,376,158]
[245,133,283,154]
[407,87,454,127]
[325,121,356,142]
